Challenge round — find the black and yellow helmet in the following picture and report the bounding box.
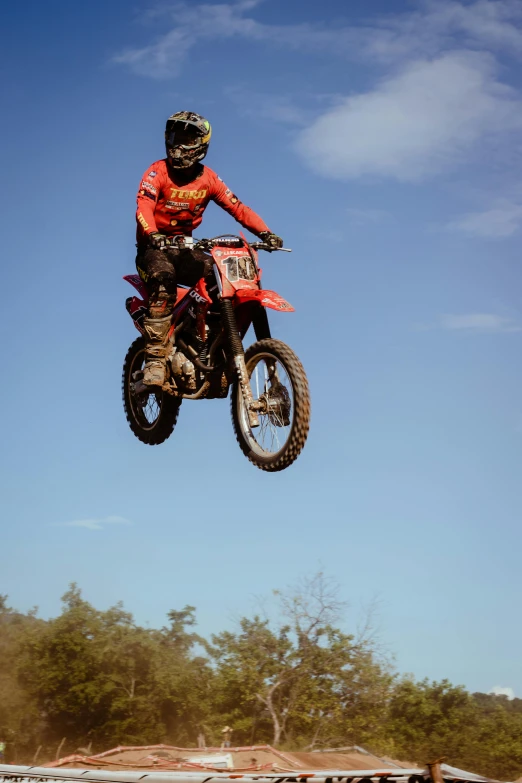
[165,111,212,169]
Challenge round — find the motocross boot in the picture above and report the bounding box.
[142,313,172,386]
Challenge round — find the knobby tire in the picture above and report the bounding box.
[122,336,181,445]
[231,338,311,472]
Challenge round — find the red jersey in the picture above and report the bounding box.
[136,160,270,247]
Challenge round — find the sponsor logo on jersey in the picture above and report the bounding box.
[140,181,157,194]
[169,188,207,199]
[137,213,149,230]
[148,171,157,178]
[166,200,190,209]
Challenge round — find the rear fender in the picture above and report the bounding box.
[123,274,148,302]
[233,288,294,312]
[126,296,147,335]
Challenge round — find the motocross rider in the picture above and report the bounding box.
[136,110,283,386]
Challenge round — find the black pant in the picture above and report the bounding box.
[136,246,215,316]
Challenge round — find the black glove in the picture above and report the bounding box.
[149,232,169,250]
[259,231,284,249]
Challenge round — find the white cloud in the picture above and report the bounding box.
[346,207,391,226]
[114,0,522,184]
[235,0,263,9]
[114,27,192,77]
[114,0,522,78]
[447,200,522,237]
[489,685,516,699]
[363,0,522,64]
[56,516,132,531]
[295,51,522,182]
[440,313,522,333]
[114,2,276,78]
[225,87,309,126]
[114,2,362,77]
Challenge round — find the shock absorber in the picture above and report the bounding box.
[220,299,260,428]
[198,325,209,365]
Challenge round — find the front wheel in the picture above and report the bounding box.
[122,337,181,445]
[231,338,311,471]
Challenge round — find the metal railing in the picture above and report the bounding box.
[0,763,510,783]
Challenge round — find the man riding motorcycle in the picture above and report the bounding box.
[135,110,283,386]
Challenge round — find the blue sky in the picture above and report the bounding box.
[1,0,522,704]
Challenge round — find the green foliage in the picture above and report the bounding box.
[382,679,522,780]
[14,586,212,756]
[0,594,45,760]
[207,575,394,750]
[0,580,521,781]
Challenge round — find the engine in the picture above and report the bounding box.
[170,349,197,391]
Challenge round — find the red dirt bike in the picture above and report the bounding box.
[122,235,310,472]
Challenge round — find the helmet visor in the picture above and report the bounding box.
[166,123,202,150]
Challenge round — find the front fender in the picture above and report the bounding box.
[233,288,294,312]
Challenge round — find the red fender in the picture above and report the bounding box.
[233,288,294,312]
[124,274,148,301]
[123,275,192,306]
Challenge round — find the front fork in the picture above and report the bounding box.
[221,299,260,428]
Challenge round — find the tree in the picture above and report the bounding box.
[210,573,394,748]
[0,595,44,761]
[18,586,213,753]
[3,580,522,779]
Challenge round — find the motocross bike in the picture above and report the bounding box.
[122,235,310,472]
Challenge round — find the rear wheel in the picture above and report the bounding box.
[231,338,310,471]
[122,337,181,445]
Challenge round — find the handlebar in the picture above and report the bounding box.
[250,242,292,253]
[163,235,291,253]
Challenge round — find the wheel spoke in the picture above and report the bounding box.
[238,351,294,457]
[130,348,164,429]
[124,337,181,446]
[231,339,310,472]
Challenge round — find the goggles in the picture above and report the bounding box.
[166,120,209,150]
